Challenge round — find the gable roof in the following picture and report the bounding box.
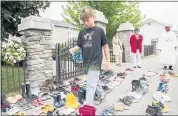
[143,18,165,26]
[143,18,173,28]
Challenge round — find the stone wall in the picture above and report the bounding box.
[94,10,108,65]
[18,16,54,88]
[118,30,133,62]
[117,22,134,63]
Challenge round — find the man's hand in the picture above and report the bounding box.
[105,61,111,71]
[69,48,74,55]
[69,46,80,55]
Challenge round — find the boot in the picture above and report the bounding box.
[1,92,6,105]
[163,66,167,70]
[21,83,27,99]
[78,90,85,104]
[57,93,61,102]
[169,66,173,70]
[25,82,32,99]
[57,93,65,107]
[53,95,61,108]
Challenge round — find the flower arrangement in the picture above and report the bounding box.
[1,35,26,65]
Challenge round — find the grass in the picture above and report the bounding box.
[1,66,25,94]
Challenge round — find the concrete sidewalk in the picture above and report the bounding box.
[97,55,178,115]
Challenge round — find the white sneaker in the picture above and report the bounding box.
[162,94,171,102]
[127,92,142,100]
[153,91,165,104]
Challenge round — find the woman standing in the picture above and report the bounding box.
[112,32,123,66]
[130,28,143,68]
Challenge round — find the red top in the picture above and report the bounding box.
[130,34,143,53]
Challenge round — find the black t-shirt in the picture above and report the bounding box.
[77,26,108,73]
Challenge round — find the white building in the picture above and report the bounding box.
[140,18,178,45]
[52,20,79,43]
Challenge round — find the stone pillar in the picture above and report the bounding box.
[94,10,108,64]
[18,16,55,88]
[117,22,134,63]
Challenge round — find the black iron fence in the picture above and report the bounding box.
[1,61,26,94]
[144,45,154,56]
[109,48,115,62]
[54,38,155,80]
[55,38,84,80]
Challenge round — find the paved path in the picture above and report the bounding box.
[3,55,177,115]
[97,55,178,115]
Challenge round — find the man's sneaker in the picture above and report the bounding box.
[102,85,111,93]
[138,66,142,68]
[162,93,171,102]
[162,105,169,113]
[120,96,133,106]
[146,105,162,116]
[138,77,149,95]
[152,100,164,110]
[131,80,140,92]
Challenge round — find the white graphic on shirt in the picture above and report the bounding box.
[83,31,94,48]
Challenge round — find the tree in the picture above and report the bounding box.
[62,1,143,45]
[1,1,50,39]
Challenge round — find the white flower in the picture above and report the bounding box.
[14,44,19,48]
[17,56,21,61]
[14,53,18,56]
[13,59,16,63]
[8,41,13,46]
[4,56,8,60]
[2,34,26,65]
[2,42,6,48]
[9,55,14,60]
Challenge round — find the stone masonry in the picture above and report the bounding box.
[18,16,55,88]
[94,10,108,65]
[117,22,134,63]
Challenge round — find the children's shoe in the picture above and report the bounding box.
[131,80,140,92]
[65,93,80,110]
[146,105,162,116]
[162,105,169,113]
[162,93,171,102]
[78,90,86,104]
[1,92,6,105]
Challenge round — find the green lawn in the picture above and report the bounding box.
[1,66,25,94]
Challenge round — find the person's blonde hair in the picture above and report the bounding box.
[80,7,94,21]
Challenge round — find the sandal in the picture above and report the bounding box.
[6,106,19,115]
[175,74,178,77]
[94,96,105,105]
[40,92,51,101]
[33,107,42,115]
[15,112,27,116]
[7,97,17,104]
[41,104,55,114]
[168,71,175,76]
[40,87,50,93]
[113,103,124,111]
[32,100,39,107]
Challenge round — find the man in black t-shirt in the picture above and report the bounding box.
[69,7,110,106]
